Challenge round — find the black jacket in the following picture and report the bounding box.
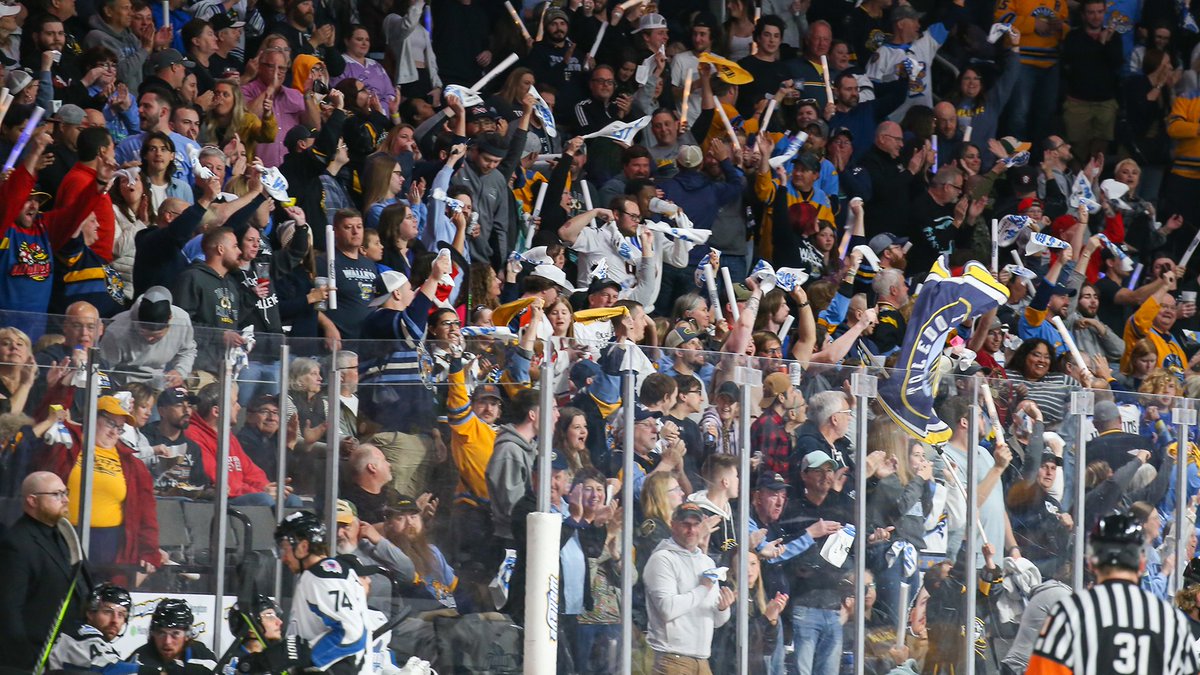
[0,514,90,668]
[858,145,917,238]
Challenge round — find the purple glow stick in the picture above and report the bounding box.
[3,106,45,173]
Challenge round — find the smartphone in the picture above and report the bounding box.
[312,79,329,95]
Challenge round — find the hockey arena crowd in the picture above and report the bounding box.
[5,0,1200,671]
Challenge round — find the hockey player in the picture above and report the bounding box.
[126,598,219,672]
[275,510,370,674]
[48,583,139,674]
[225,594,312,674]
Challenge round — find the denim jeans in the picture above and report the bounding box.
[1003,64,1060,144]
[575,623,620,674]
[236,358,281,407]
[791,605,842,675]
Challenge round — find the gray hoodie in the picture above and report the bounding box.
[98,297,197,388]
[643,536,730,659]
[486,424,537,541]
[84,14,146,92]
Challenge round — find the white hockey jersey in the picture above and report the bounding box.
[865,24,950,122]
[288,557,370,671]
[49,622,137,674]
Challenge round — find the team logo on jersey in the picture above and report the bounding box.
[320,559,343,573]
[105,266,126,304]
[866,29,890,52]
[13,241,51,281]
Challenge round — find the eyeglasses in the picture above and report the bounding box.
[98,414,124,430]
[252,408,280,417]
[33,490,69,500]
[947,183,964,191]
[438,320,462,328]
[592,78,615,85]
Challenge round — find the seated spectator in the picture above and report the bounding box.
[185,382,297,506]
[141,385,210,496]
[341,443,401,525]
[98,286,197,389]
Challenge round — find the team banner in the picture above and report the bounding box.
[529,84,557,138]
[878,260,1009,444]
[581,115,651,145]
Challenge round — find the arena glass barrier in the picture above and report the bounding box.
[3,307,1197,675]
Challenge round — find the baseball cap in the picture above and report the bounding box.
[137,286,174,325]
[587,276,621,295]
[97,395,136,426]
[632,403,662,422]
[51,104,85,125]
[1048,283,1076,297]
[369,270,411,307]
[831,126,854,142]
[868,232,909,256]
[531,264,582,294]
[1009,165,1038,190]
[157,386,192,407]
[756,472,789,491]
[671,502,705,522]
[4,69,32,95]
[544,7,568,25]
[385,495,420,516]
[691,12,718,30]
[1018,197,1044,213]
[0,3,19,17]
[551,450,569,472]
[892,5,920,22]
[800,450,838,471]
[665,323,704,349]
[731,282,752,302]
[715,381,740,401]
[467,105,500,122]
[210,11,246,31]
[999,136,1032,156]
[284,125,315,152]
[472,382,503,402]
[570,359,601,388]
[759,371,792,409]
[632,13,667,33]
[248,393,280,412]
[335,499,357,525]
[676,145,703,170]
[148,48,194,72]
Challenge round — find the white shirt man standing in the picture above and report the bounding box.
[643,502,734,671]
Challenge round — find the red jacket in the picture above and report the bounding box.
[36,423,160,567]
[53,163,115,262]
[185,416,269,497]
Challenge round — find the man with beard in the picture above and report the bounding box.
[333,499,414,616]
[142,386,210,494]
[1082,232,1172,335]
[870,268,908,354]
[267,0,342,77]
[526,8,583,117]
[24,16,81,106]
[1068,282,1125,363]
[48,583,133,672]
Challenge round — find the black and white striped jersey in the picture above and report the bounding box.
[1026,579,1199,675]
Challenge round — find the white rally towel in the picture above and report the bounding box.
[1025,232,1069,255]
[443,84,484,108]
[581,115,652,146]
[530,84,556,137]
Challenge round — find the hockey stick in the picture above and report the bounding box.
[32,518,87,675]
[211,612,261,674]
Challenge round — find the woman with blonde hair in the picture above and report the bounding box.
[0,327,34,416]
[201,79,277,161]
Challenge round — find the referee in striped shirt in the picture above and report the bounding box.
[1026,513,1199,675]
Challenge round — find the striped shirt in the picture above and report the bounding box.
[1027,579,1199,675]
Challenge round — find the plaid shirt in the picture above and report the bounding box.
[751,411,793,477]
